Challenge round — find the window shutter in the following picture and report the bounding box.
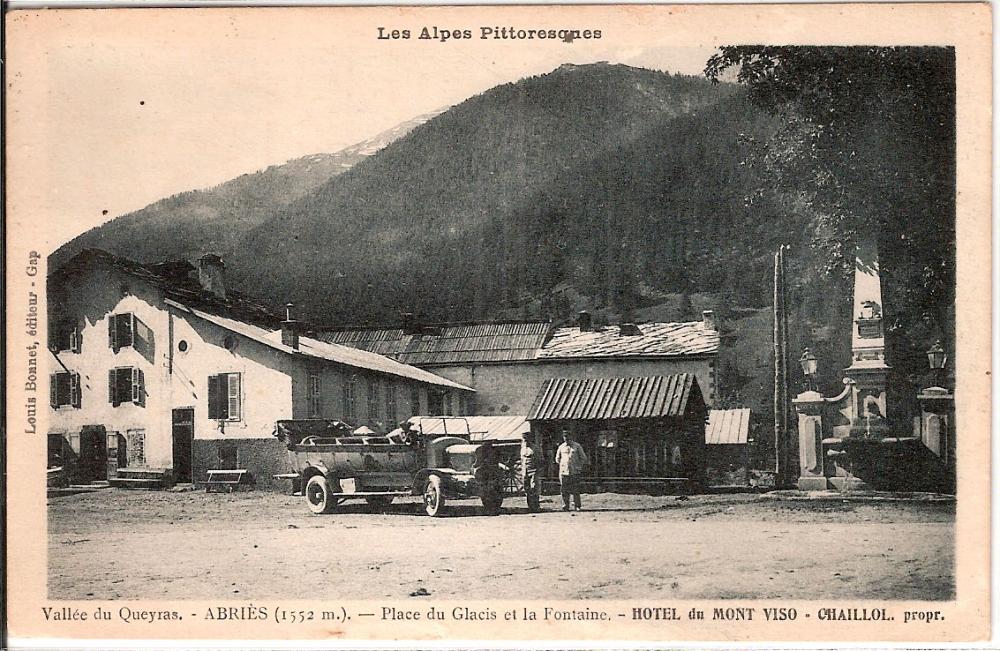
[135,368,145,406]
[108,316,117,350]
[70,327,80,353]
[227,373,241,421]
[208,375,222,419]
[109,369,117,405]
[70,373,81,408]
[122,314,134,348]
[50,374,58,408]
[134,317,151,356]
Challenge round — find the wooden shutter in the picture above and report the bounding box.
[50,374,58,408]
[70,373,81,408]
[134,317,152,357]
[207,374,223,420]
[109,369,117,405]
[108,316,117,350]
[227,373,241,421]
[70,326,80,353]
[122,314,134,348]
[131,368,140,405]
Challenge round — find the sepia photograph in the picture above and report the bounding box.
[4,4,991,645]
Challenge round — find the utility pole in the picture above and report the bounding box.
[773,245,790,484]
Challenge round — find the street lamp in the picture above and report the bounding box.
[927,340,948,388]
[799,348,818,392]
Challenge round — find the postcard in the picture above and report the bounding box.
[3,3,992,646]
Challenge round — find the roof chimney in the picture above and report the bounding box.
[577,310,592,332]
[281,303,299,350]
[401,312,419,335]
[197,254,226,300]
[702,310,716,331]
[618,323,642,336]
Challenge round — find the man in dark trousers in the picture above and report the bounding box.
[554,429,588,511]
[520,432,541,513]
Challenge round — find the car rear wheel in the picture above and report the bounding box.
[305,475,338,514]
[423,475,445,517]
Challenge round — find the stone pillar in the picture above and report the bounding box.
[917,386,955,490]
[793,390,827,490]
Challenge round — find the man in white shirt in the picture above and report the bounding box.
[554,429,588,511]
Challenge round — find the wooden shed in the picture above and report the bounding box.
[527,373,709,493]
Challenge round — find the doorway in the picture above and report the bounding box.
[78,425,108,483]
[172,408,194,483]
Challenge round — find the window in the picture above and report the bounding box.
[208,372,241,421]
[108,313,153,354]
[49,320,81,353]
[368,379,379,423]
[342,376,357,423]
[410,387,421,417]
[308,374,322,418]
[108,367,144,407]
[385,383,397,426]
[50,372,81,408]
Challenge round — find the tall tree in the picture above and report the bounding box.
[706,46,956,390]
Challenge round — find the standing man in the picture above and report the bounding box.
[555,429,588,511]
[521,432,541,513]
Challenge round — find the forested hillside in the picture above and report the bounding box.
[52,56,955,418]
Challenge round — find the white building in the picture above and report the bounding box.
[47,249,472,488]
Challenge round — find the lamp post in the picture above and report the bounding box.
[926,340,948,388]
[799,348,818,392]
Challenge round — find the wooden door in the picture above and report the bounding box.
[172,408,195,483]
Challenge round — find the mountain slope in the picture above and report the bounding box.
[51,108,446,269]
[228,63,770,322]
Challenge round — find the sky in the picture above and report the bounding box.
[6,8,718,247]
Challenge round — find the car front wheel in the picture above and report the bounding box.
[424,475,445,517]
[305,475,338,514]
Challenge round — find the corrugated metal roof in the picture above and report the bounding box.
[165,300,473,391]
[705,408,751,445]
[528,374,700,421]
[320,322,552,364]
[538,322,719,359]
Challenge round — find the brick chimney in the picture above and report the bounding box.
[577,310,592,332]
[281,303,299,350]
[618,323,642,336]
[702,310,716,331]
[197,254,226,300]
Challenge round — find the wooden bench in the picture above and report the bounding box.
[205,469,254,493]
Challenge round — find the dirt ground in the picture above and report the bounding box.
[48,489,954,601]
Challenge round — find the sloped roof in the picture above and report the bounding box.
[320,321,552,364]
[51,248,281,328]
[165,300,473,391]
[528,374,702,421]
[322,320,719,365]
[705,408,751,445]
[539,322,719,359]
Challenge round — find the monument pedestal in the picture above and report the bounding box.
[793,390,827,491]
